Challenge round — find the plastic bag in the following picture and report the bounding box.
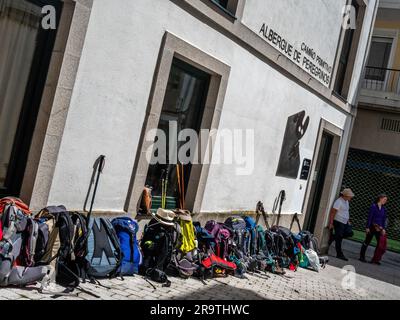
[305,249,320,272]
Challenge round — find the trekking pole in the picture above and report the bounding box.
[161,179,164,209]
[176,164,182,209]
[87,155,105,224]
[160,169,165,209]
[289,212,302,232]
[181,164,185,210]
[163,167,169,209]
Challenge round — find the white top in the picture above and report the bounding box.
[333,197,350,224]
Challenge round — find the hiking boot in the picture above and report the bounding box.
[359,257,367,263]
[336,255,349,261]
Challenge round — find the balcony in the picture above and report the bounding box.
[359,66,400,109]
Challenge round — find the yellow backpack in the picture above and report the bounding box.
[174,209,197,254]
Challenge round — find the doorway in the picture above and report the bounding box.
[304,131,334,233]
[0,0,61,197]
[144,58,211,210]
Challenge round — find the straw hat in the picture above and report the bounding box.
[341,188,355,198]
[151,208,176,226]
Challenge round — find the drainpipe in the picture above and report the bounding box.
[335,0,379,195]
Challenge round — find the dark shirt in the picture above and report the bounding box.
[366,203,387,229]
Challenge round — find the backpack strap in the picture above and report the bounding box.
[56,212,75,261]
[70,212,88,259]
[24,218,39,267]
[101,218,123,275]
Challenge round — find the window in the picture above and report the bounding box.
[145,58,211,210]
[209,0,239,18]
[334,0,365,98]
[365,37,393,81]
[0,0,61,196]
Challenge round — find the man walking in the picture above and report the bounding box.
[328,188,355,261]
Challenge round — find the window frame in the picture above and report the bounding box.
[369,28,398,68]
[0,0,63,197]
[204,0,239,20]
[332,0,367,100]
[144,58,211,208]
[125,32,231,214]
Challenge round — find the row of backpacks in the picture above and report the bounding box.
[137,203,329,286]
[0,197,142,292]
[0,196,328,292]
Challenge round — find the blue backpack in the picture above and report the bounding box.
[111,217,142,275]
[243,216,257,256]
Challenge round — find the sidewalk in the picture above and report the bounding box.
[329,239,400,287]
[1,239,399,300]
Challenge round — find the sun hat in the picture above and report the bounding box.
[341,188,355,198]
[151,208,176,226]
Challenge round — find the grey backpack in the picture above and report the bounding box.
[0,203,50,287]
[85,217,122,279]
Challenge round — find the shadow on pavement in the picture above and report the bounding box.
[174,281,270,300]
[328,239,400,287]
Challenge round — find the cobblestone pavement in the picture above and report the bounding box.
[1,240,399,300]
[0,260,399,300]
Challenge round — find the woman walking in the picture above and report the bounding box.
[328,188,355,261]
[359,194,388,264]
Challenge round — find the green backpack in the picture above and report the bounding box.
[256,225,267,254]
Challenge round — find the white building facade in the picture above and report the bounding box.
[1,0,378,250]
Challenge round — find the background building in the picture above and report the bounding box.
[343,0,400,249]
[0,0,377,251]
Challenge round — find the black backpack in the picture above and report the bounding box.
[298,230,320,254]
[34,222,49,264]
[271,226,295,255]
[36,206,88,287]
[58,212,89,285]
[265,229,284,257]
[224,216,249,255]
[140,219,180,285]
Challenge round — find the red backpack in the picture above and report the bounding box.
[0,197,31,215]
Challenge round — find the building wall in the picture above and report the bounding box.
[350,107,400,155]
[43,0,376,215]
[242,0,346,88]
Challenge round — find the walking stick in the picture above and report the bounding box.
[162,167,169,209]
[87,155,105,225]
[160,169,165,209]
